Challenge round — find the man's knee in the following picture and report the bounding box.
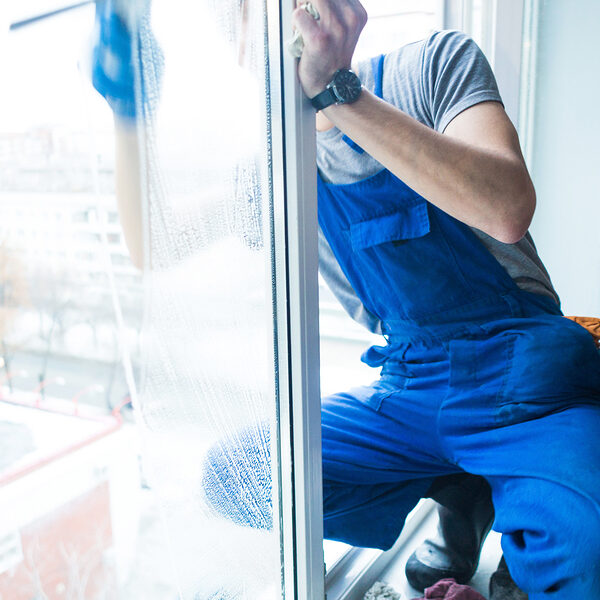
[495,478,600,596]
[202,425,273,530]
[508,511,600,597]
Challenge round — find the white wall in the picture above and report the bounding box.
[527,0,600,315]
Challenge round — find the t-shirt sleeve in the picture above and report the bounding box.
[421,30,503,133]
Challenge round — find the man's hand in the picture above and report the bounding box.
[291,0,367,98]
[91,0,162,120]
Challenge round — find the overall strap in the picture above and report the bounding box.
[371,53,385,100]
[342,53,386,154]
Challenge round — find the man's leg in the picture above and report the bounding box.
[320,383,457,549]
[439,320,600,598]
[405,473,494,591]
[452,405,600,599]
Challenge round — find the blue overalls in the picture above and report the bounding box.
[204,55,600,598]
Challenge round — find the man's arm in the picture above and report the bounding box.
[293,0,535,244]
[321,93,534,244]
[114,119,144,269]
[91,0,150,270]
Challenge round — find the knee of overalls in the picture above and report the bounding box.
[491,476,600,599]
[201,424,273,530]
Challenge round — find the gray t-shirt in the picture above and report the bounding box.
[317,30,559,334]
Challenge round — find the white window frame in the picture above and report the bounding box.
[444,0,526,129]
[271,1,324,598]
[518,0,541,166]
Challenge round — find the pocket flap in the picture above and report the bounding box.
[350,202,430,250]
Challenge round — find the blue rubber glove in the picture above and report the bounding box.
[91,0,162,120]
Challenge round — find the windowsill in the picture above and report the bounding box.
[325,499,503,599]
[378,511,503,599]
[325,499,434,600]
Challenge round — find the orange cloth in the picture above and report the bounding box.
[565,316,600,348]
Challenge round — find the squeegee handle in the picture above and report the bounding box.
[9,1,96,31]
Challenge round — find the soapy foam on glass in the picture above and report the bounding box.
[129,0,283,597]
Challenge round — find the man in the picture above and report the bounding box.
[288,3,600,598]
[92,1,600,598]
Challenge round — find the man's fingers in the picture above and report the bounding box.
[291,5,321,42]
[299,2,320,20]
[291,0,367,97]
[292,0,365,48]
[345,0,368,31]
[304,0,341,31]
[309,0,364,30]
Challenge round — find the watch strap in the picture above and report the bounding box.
[310,86,338,111]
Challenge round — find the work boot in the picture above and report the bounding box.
[405,473,494,592]
[489,556,528,600]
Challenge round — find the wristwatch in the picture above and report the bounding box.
[310,68,362,111]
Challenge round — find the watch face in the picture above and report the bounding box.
[332,69,362,104]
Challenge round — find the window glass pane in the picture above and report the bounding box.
[133,1,284,596]
[0,1,286,598]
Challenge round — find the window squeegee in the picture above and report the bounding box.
[9,1,96,31]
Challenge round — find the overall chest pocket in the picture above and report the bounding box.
[346,199,477,322]
[350,201,430,250]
